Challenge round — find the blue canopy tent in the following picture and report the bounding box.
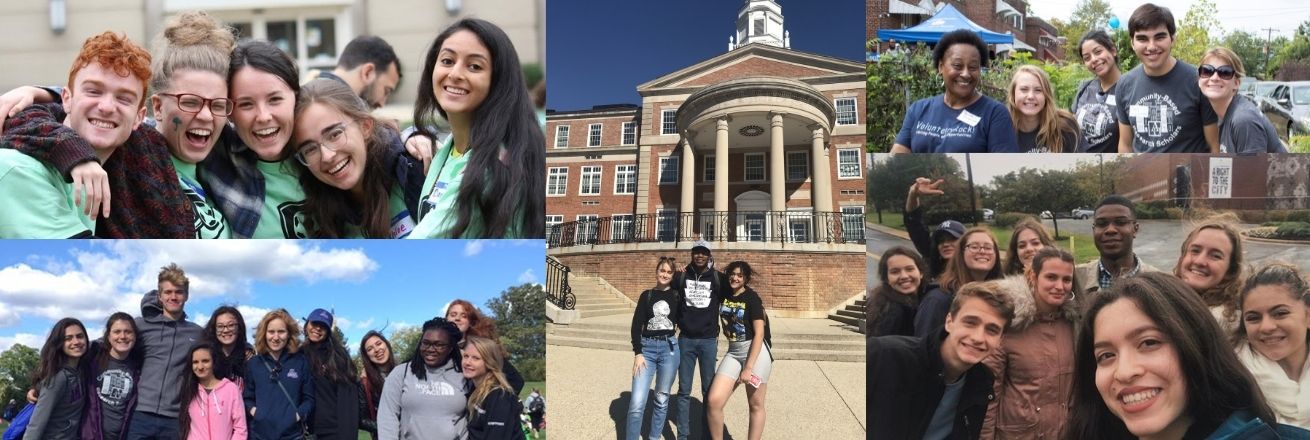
[876,4,1013,45]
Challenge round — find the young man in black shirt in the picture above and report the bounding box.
[672,241,726,440]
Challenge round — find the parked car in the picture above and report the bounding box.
[1260,81,1310,142]
[1239,80,1257,98]
[1256,81,1285,100]
[982,209,994,221]
[1071,207,1095,219]
[1040,210,1052,219]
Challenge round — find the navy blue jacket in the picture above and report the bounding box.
[244,351,315,440]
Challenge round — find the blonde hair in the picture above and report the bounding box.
[158,263,189,290]
[464,336,513,420]
[1202,46,1246,78]
[150,11,236,94]
[254,308,302,355]
[1173,212,1245,323]
[1007,65,1079,153]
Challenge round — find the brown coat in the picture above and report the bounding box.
[981,275,1079,440]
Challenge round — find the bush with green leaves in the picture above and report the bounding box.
[994,212,1033,228]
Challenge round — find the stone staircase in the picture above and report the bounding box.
[547,320,865,363]
[827,294,868,334]
[570,275,635,318]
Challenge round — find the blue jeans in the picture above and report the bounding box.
[675,336,718,440]
[125,410,180,440]
[627,337,680,440]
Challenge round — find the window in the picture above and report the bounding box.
[745,153,765,182]
[622,121,636,145]
[659,156,679,185]
[699,210,718,241]
[614,165,636,194]
[787,211,812,242]
[703,155,715,182]
[656,209,677,242]
[753,18,765,36]
[580,166,602,195]
[743,214,765,242]
[588,123,602,147]
[787,151,808,181]
[842,206,866,241]
[837,149,862,179]
[576,215,598,245]
[228,15,339,72]
[547,167,568,196]
[835,97,857,125]
[611,214,633,241]
[546,215,563,245]
[661,109,677,135]
[554,125,569,148]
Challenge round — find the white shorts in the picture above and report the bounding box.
[714,340,774,384]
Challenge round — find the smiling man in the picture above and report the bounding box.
[1076,195,1160,295]
[131,263,203,440]
[1114,3,1219,153]
[313,36,402,110]
[0,32,150,238]
[869,281,1015,440]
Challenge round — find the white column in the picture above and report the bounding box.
[679,136,696,240]
[769,111,786,212]
[714,117,730,243]
[810,124,834,213]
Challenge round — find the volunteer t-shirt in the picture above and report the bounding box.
[719,289,770,345]
[1016,120,1080,153]
[1072,79,1120,153]
[0,149,95,238]
[411,137,470,238]
[253,159,307,239]
[96,356,133,440]
[1219,94,1286,153]
[895,95,1019,153]
[343,185,416,238]
[1114,60,1217,152]
[171,156,230,239]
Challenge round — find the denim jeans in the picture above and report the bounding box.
[125,410,180,440]
[674,336,718,440]
[627,336,680,440]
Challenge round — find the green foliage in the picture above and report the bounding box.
[1273,222,1310,240]
[485,284,546,382]
[1059,0,1114,64]
[1223,30,1275,79]
[866,40,941,152]
[0,344,39,406]
[868,154,972,218]
[1271,21,1310,79]
[1115,28,1140,73]
[522,63,544,88]
[1292,135,1310,153]
[986,168,1094,218]
[389,326,422,365]
[993,212,1031,228]
[1173,0,1222,65]
[1287,210,1310,223]
[1071,154,1128,200]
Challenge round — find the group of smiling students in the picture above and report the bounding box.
[867,178,1310,439]
[0,10,544,239]
[16,263,528,440]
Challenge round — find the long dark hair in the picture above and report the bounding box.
[1067,272,1275,439]
[869,246,927,334]
[94,312,141,374]
[229,39,300,97]
[414,18,545,238]
[359,330,395,405]
[201,306,250,382]
[32,318,88,388]
[1004,219,1054,276]
[177,342,218,440]
[292,78,396,238]
[303,321,357,384]
[408,318,462,380]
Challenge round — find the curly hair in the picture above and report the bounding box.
[67,31,152,109]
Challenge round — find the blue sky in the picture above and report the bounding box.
[547,0,865,111]
[0,240,543,356]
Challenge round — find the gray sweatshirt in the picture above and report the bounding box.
[376,359,468,440]
[134,290,203,418]
[24,366,83,440]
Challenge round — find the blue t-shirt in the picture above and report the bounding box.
[924,376,966,440]
[895,94,1019,153]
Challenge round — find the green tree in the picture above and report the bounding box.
[0,344,39,406]
[389,326,422,365]
[986,168,1093,238]
[1271,22,1310,80]
[1060,0,1114,64]
[1223,30,1271,79]
[868,154,977,224]
[867,40,941,152]
[484,283,546,382]
[1173,0,1223,65]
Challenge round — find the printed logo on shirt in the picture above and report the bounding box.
[913,121,976,143]
[684,280,712,308]
[1076,102,1116,146]
[286,368,299,379]
[277,201,308,238]
[646,300,674,331]
[181,183,226,239]
[1127,93,1183,149]
[97,368,133,406]
[719,299,749,342]
[415,379,461,396]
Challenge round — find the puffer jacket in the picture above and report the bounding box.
[981,275,1079,440]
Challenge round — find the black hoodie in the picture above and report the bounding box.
[673,262,725,339]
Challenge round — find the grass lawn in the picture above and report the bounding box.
[872,217,1099,265]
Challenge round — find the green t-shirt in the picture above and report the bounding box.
[171,156,231,239]
[409,138,524,238]
[342,185,416,238]
[0,149,95,238]
[252,160,307,239]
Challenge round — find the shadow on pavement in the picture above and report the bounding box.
[611,392,733,440]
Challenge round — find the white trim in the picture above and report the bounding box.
[703,154,715,183]
[786,150,808,182]
[698,208,718,241]
[610,213,634,241]
[835,97,858,126]
[837,148,863,180]
[658,156,680,185]
[545,215,563,225]
[655,208,677,241]
[785,208,813,242]
[576,214,599,245]
[588,123,602,147]
[579,165,602,196]
[621,121,636,145]
[744,152,766,182]
[661,109,678,135]
[546,167,568,197]
[613,164,636,195]
[554,125,569,148]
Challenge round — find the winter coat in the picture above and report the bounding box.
[243,352,315,440]
[1199,410,1310,439]
[1073,256,1159,296]
[185,379,247,440]
[981,275,1079,440]
[868,328,995,439]
[913,283,953,338]
[1236,342,1310,428]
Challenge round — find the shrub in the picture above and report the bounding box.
[1165,208,1184,220]
[1287,210,1310,223]
[994,212,1031,228]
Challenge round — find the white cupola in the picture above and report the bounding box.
[734,0,787,50]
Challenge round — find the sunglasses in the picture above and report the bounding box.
[1198,64,1236,80]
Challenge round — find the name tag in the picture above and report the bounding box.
[957,109,981,127]
[1128,105,1148,118]
[1106,95,1116,106]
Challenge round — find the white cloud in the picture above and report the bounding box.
[464,240,485,256]
[517,269,537,284]
[0,333,44,352]
[354,318,375,330]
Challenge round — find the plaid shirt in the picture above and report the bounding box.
[1097,254,1144,290]
[200,127,266,238]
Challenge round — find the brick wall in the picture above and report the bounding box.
[683,57,836,87]
[547,161,639,223]
[554,248,865,316]
[546,113,640,150]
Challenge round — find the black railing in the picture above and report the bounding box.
[545,256,576,310]
[548,210,867,248]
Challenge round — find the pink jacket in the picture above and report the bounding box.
[186,378,248,440]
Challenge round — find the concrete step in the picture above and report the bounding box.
[576,302,632,311]
[547,326,862,352]
[580,308,632,319]
[546,334,865,362]
[835,309,866,319]
[550,322,862,342]
[827,314,864,328]
[842,304,866,313]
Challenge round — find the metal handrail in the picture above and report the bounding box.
[545,256,575,310]
[547,210,867,248]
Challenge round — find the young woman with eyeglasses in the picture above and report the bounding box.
[244,309,314,440]
[377,318,467,440]
[201,306,253,389]
[1198,47,1286,153]
[913,227,1004,338]
[624,257,681,439]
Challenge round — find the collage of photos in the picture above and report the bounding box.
[1,0,1310,439]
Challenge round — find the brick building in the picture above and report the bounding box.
[868,0,1062,58]
[1116,154,1310,210]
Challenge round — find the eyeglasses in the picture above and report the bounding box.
[420,339,451,350]
[158,93,233,116]
[216,323,238,331]
[294,121,351,166]
[1198,64,1237,81]
[964,243,995,253]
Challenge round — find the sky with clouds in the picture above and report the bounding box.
[0,240,544,356]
